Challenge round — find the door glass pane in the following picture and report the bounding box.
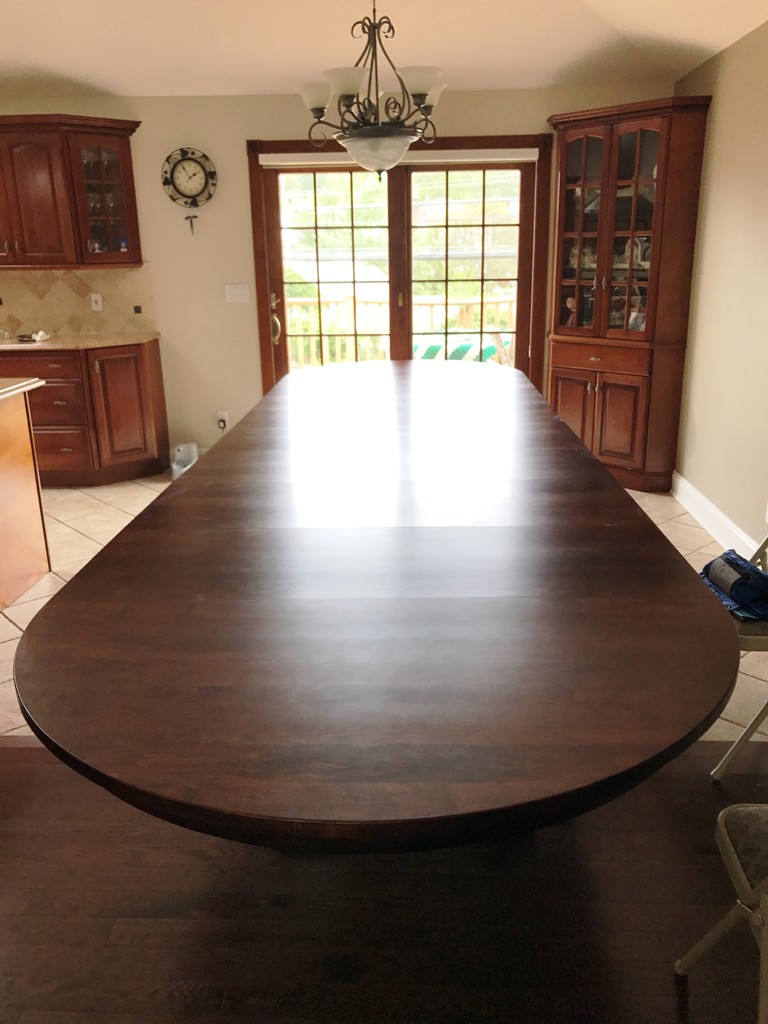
[411,167,520,364]
[585,136,603,182]
[278,170,389,369]
[617,131,637,180]
[79,143,130,255]
[635,184,655,230]
[564,188,581,234]
[609,286,627,329]
[583,188,600,232]
[447,226,482,279]
[448,170,483,224]
[628,287,648,331]
[279,174,316,227]
[411,171,446,225]
[483,281,516,330]
[639,130,659,179]
[565,139,583,184]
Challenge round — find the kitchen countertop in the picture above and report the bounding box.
[0,376,45,401]
[0,334,159,351]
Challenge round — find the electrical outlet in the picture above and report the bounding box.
[217,410,229,431]
[90,292,103,311]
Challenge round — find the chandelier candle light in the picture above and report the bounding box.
[298,3,445,175]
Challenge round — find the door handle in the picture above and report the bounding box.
[270,314,281,346]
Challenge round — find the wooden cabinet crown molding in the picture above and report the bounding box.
[547,96,711,131]
[0,114,141,136]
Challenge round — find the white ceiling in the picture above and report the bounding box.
[2,0,768,97]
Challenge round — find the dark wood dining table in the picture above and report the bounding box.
[14,362,739,853]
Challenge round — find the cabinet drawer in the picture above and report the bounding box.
[32,428,92,470]
[28,381,86,426]
[0,351,81,379]
[551,341,650,376]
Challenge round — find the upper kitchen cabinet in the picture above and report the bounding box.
[0,115,142,268]
[547,97,710,491]
[0,131,77,266]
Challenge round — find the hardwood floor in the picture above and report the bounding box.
[0,735,766,1022]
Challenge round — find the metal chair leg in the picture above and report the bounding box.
[711,701,768,781]
[674,904,743,975]
[758,895,768,1024]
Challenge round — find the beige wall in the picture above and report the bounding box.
[676,21,768,542]
[0,76,672,450]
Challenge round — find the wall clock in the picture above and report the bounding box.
[161,147,217,208]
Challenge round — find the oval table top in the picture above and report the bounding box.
[15,362,739,853]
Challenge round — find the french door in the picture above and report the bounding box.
[249,141,550,393]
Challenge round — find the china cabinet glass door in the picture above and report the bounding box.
[555,128,606,333]
[68,133,141,264]
[603,120,664,337]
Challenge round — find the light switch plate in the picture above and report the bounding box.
[225,283,250,304]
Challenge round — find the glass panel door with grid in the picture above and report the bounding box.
[410,167,526,366]
[278,170,391,370]
[261,161,536,379]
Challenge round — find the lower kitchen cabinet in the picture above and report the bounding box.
[0,337,169,486]
[549,342,650,474]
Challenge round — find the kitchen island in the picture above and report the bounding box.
[0,335,169,486]
[0,376,49,608]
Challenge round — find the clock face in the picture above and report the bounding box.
[162,148,217,208]
[171,158,207,197]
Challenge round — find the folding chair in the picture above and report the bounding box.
[675,804,768,1024]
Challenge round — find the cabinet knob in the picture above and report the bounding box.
[589,356,601,362]
[59,446,73,453]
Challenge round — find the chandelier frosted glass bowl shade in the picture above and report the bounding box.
[335,129,419,173]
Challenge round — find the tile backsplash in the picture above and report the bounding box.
[0,266,156,337]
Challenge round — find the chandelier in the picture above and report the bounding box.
[298,4,445,175]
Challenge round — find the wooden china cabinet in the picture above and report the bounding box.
[0,115,142,267]
[547,97,710,491]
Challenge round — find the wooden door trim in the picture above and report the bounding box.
[248,149,280,393]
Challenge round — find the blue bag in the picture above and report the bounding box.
[700,549,768,621]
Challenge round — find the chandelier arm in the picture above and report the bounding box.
[308,118,343,146]
[373,17,415,124]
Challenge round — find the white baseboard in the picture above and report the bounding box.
[672,471,758,556]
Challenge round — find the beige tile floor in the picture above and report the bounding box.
[0,481,765,750]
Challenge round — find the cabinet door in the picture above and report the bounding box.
[88,346,156,467]
[68,133,142,264]
[553,127,608,337]
[0,175,16,266]
[550,365,596,447]
[602,120,667,339]
[0,133,77,265]
[592,371,648,469]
